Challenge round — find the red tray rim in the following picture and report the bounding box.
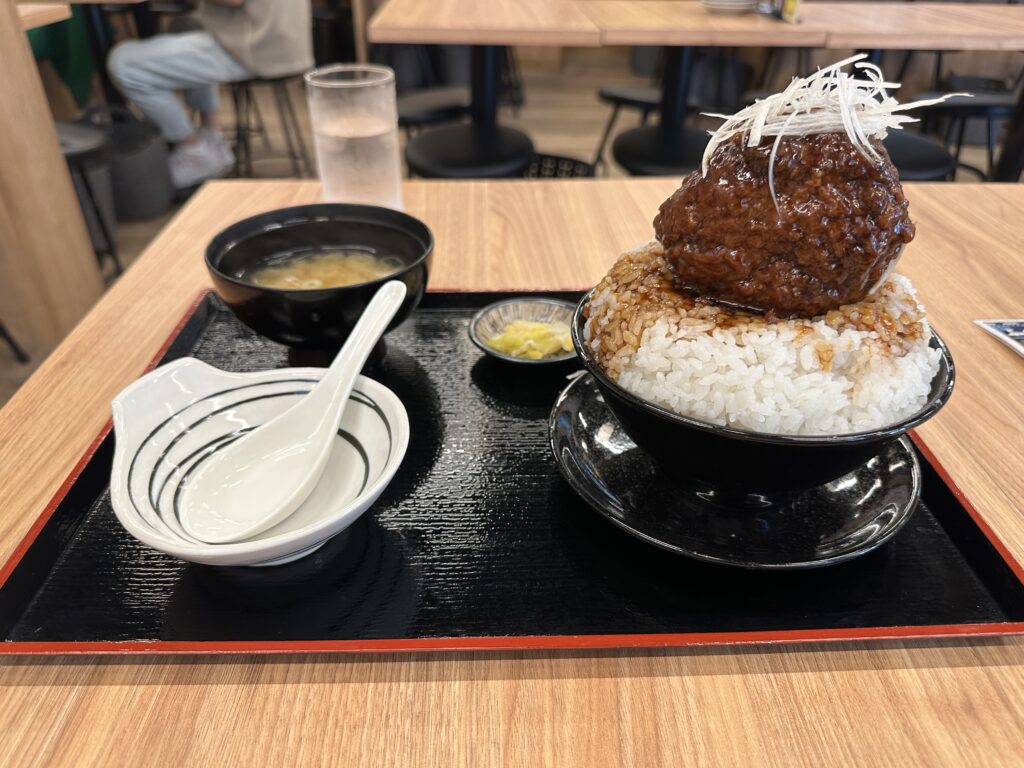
[2,290,1023,657]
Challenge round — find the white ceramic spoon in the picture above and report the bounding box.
[178,280,407,544]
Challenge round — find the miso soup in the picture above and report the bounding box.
[244,249,404,290]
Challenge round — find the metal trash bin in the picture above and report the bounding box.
[80,106,174,221]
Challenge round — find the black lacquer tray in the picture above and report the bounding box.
[1,292,1023,655]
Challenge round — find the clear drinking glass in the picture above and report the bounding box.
[304,64,403,210]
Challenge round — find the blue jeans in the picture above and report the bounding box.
[107,31,252,142]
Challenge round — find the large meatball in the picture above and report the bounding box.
[653,132,914,318]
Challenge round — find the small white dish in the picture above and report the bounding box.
[701,0,756,13]
[110,358,409,567]
[178,281,406,544]
[468,297,577,365]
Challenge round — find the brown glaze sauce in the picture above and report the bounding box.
[653,132,914,318]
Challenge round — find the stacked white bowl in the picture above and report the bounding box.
[700,0,758,14]
[110,358,409,567]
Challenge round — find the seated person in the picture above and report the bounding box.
[108,0,312,189]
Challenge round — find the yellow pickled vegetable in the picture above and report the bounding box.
[486,319,573,360]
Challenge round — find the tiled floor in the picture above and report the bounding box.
[0,46,1001,405]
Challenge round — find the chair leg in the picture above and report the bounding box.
[0,320,29,363]
[273,82,303,177]
[250,89,271,152]
[954,117,968,160]
[592,104,621,168]
[243,84,256,177]
[986,116,997,178]
[896,50,914,83]
[797,48,810,77]
[652,47,664,85]
[953,117,968,181]
[501,46,525,113]
[79,169,123,276]
[931,51,944,91]
[282,83,313,177]
[760,47,779,89]
[231,83,252,177]
[416,45,437,87]
[72,164,122,277]
[943,115,959,151]
[231,84,243,176]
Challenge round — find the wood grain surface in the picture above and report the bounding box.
[0,0,104,353]
[576,0,828,47]
[370,0,1024,50]
[583,1,1024,49]
[1,179,1023,767]
[16,3,69,30]
[368,0,602,46]
[817,1,1024,51]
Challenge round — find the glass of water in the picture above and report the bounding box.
[304,64,403,210]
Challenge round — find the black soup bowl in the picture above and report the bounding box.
[206,204,433,350]
[571,289,955,490]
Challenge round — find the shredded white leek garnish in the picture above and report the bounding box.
[701,54,967,208]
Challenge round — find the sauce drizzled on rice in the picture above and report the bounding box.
[584,241,939,436]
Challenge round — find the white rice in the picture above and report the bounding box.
[584,241,940,436]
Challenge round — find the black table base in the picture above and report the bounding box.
[608,46,706,177]
[403,44,536,178]
[612,124,708,177]
[405,123,534,179]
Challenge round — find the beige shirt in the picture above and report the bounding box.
[199,0,313,78]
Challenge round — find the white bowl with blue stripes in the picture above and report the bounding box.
[110,358,409,567]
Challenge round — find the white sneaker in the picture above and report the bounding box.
[200,128,236,168]
[169,133,234,189]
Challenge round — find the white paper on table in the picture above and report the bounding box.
[974,319,1024,359]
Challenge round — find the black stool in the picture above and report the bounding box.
[593,84,662,167]
[397,85,471,136]
[612,125,710,176]
[883,132,958,181]
[57,122,123,278]
[0,320,29,364]
[524,154,595,178]
[400,45,530,179]
[405,124,534,179]
[230,77,312,178]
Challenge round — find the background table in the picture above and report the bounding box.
[369,0,602,177]
[1,179,1022,766]
[370,0,1024,175]
[17,3,70,30]
[578,1,1024,49]
[575,1,1024,173]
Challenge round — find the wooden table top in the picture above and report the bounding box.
[812,1,1024,50]
[17,3,70,30]
[576,0,828,46]
[368,0,601,46]
[582,1,1024,49]
[370,0,1024,50]
[2,179,1023,766]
